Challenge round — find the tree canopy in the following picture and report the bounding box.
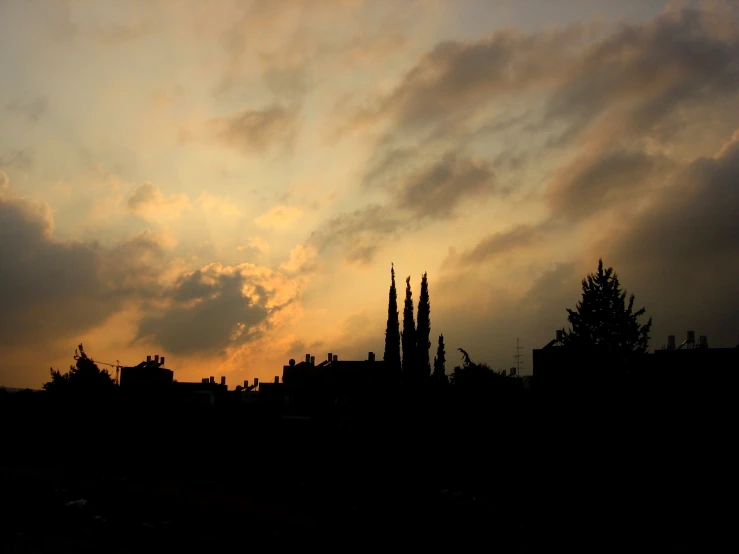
[561,259,652,358]
[43,344,116,394]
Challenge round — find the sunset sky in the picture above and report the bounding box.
[2,0,739,388]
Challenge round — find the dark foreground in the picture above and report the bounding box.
[2,380,734,552]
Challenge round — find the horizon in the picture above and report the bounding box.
[3,0,739,389]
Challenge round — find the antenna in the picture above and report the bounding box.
[514,338,524,376]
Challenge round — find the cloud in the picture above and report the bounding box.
[544,8,739,139]
[603,132,739,347]
[307,204,403,265]
[0,191,164,350]
[280,243,319,275]
[395,153,496,219]
[237,236,270,259]
[254,204,303,229]
[135,262,300,355]
[346,23,598,136]
[546,148,675,222]
[206,104,299,154]
[5,96,48,122]
[449,224,543,267]
[127,182,191,218]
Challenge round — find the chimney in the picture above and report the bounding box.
[147,355,152,363]
[254,377,259,389]
[209,376,215,384]
[154,355,159,363]
[244,379,249,389]
[332,354,338,362]
[310,355,315,366]
[274,376,279,383]
[305,353,311,364]
[328,352,333,362]
[667,335,676,350]
[201,378,209,384]
[555,330,563,342]
[220,376,226,386]
[160,356,165,366]
[368,352,375,362]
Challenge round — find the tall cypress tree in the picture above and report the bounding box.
[416,272,431,379]
[433,334,446,382]
[401,275,417,380]
[383,264,401,372]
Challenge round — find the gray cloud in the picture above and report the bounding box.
[450,224,542,267]
[605,135,739,348]
[545,9,739,141]
[547,149,674,221]
[307,204,404,265]
[135,262,300,356]
[396,153,495,219]
[360,24,593,135]
[5,97,48,123]
[136,267,272,355]
[208,104,299,154]
[0,193,163,350]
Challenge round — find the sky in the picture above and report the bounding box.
[2,0,739,388]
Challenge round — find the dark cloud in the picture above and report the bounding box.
[605,135,739,348]
[450,224,542,267]
[547,149,674,221]
[5,97,48,123]
[545,9,739,140]
[135,263,298,356]
[396,153,495,219]
[136,266,270,355]
[0,193,163,350]
[208,104,299,154]
[360,24,593,134]
[307,205,404,265]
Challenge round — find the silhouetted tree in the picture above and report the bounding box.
[561,259,652,359]
[416,272,431,380]
[433,334,447,383]
[450,348,509,390]
[43,344,116,394]
[383,264,401,372]
[401,276,417,380]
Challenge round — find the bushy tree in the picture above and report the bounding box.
[401,276,417,379]
[562,259,652,358]
[416,272,431,380]
[383,265,401,372]
[43,344,116,394]
[450,348,509,390]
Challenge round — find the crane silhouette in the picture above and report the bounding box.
[74,343,122,385]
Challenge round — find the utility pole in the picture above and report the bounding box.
[514,338,524,376]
